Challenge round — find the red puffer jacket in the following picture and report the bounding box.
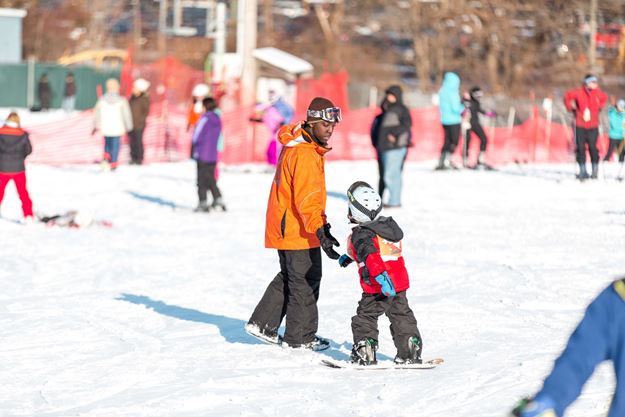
[564,86,608,129]
[346,216,410,294]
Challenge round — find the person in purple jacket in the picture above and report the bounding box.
[191,97,226,212]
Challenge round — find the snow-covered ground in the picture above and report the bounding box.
[2,160,624,417]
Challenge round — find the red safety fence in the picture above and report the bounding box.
[26,104,610,166]
[22,53,608,166]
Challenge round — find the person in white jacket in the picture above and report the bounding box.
[93,78,133,171]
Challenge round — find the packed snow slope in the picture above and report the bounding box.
[2,160,624,417]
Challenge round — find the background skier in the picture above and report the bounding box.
[62,72,77,112]
[436,72,465,170]
[462,86,496,169]
[374,85,412,208]
[191,97,225,212]
[0,112,33,222]
[128,78,151,165]
[604,97,625,165]
[93,78,133,171]
[564,74,608,180]
[246,97,342,351]
[37,73,52,111]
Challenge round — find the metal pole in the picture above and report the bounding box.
[173,0,182,32]
[158,0,168,55]
[589,0,597,69]
[215,0,226,55]
[27,56,35,109]
[240,0,257,106]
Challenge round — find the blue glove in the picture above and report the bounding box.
[374,271,396,297]
[338,254,353,268]
[511,395,556,417]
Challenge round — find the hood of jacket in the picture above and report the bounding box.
[385,85,404,105]
[440,72,460,94]
[360,216,403,242]
[277,122,331,155]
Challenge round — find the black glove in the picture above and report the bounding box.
[316,223,340,260]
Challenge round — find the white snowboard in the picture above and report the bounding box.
[321,357,444,370]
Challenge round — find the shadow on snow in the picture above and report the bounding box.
[115,293,353,360]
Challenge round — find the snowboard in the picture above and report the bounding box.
[320,357,444,370]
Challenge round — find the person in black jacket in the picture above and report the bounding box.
[0,112,34,221]
[373,85,412,208]
[38,74,52,111]
[462,86,496,169]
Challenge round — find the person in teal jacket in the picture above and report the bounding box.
[604,99,625,163]
[511,278,625,417]
[436,72,466,169]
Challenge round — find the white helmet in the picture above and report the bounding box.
[347,181,382,224]
[192,83,210,98]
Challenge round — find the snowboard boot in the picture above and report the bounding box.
[194,201,210,213]
[591,163,599,180]
[211,197,227,212]
[351,337,378,365]
[283,335,330,351]
[435,152,448,170]
[244,323,283,345]
[576,164,589,180]
[394,335,423,365]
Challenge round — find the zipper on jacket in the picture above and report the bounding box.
[280,210,287,238]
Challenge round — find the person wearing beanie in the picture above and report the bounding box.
[0,112,34,222]
[128,78,151,165]
[246,96,342,351]
[371,85,412,207]
[564,74,608,180]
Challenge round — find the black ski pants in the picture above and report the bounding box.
[129,129,145,164]
[248,248,322,346]
[604,139,625,162]
[351,291,421,359]
[196,161,221,204]
[465,123,488,154]
[575,127,599,165]
[441,123,461,154]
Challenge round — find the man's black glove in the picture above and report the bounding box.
[316,223,340,260]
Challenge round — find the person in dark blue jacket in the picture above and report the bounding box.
[511,278,625,417]
[192,97,225,212]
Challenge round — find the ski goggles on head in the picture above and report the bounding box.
[307,107,342,123]
[584,76,598,84]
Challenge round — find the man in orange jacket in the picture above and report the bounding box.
[246,97,342,350]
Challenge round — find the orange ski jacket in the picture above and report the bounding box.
[265,122,331,250]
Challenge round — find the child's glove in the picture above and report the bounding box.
[374,271,396,297]
[316,223,340,260]
[510,396,556,417]
[338,254,353,267]
[486,110,497,117]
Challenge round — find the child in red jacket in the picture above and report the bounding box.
[339,181,422,365]
[0,112,33,221]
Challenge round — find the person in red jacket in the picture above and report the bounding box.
[564,74,608,180]
[338,181,422,365]
[0,112,33,221]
